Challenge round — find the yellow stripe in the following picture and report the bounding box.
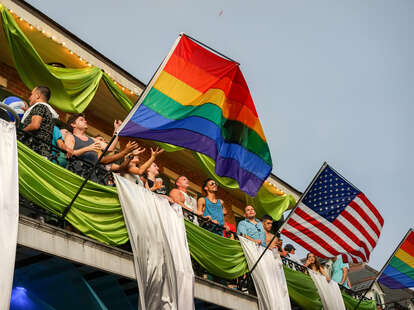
[395,249,414,268]
[154,71,266,141]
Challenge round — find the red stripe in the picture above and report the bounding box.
[332,218,372,261]
[287,218,339,258]
[357,193,384,226]
[281,227,327,259]
[340,209,376,249]
[348,200,381,238]
[295,208,367,261]
[401,237,414,257]
[406,231,414,245]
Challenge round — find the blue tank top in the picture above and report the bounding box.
[203,198,224,226]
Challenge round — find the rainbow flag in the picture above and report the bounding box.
[119,35,272,196]
[378,229,414,288]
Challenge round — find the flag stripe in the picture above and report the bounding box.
[164,54,257,115]
[331,216,372,261]
[120,121,265,196]
[143,87,269,157]
[389,256,414,280]
[141,88,271,165]
[352,195,382,237]
[378,273,409,289]
[357,194,384,226]
[153,71,266,140]
[395,249,414,269]
[338,210,376,248]
[345,202,379,243]
[401,239,414,257]
[131,104,272,178]
[282,225,331,258]
[293,205,367,261]
[383,265,414,287]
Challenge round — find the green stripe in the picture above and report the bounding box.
[389,257,414,281]
[142,88,272,166]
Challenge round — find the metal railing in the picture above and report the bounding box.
[17,127,113,186]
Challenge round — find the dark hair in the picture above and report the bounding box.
[36,86,51,101]
[262,214,273,222]
[306,253,321,271]
[284,244,295,252]
[66,113,85,133]
[202,178,214,192]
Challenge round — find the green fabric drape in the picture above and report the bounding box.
[17,143,377,308]
[0,5,132,113]
[102,72,134,112]
[156,142,295,220]
[342,292,377,310]
[18,141,128,245]
[184,220,249,279]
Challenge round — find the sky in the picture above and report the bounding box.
[26,0,414,270]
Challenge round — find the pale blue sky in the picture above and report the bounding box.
[27,0,413,269]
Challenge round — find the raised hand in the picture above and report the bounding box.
[113,120,122,131]
[150,146,164,158]
[125,141,139,153]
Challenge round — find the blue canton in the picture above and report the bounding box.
[302,165,360,222]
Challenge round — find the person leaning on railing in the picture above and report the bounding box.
[236,205,266,246]
[197,178,228,235]
[261,214,282,250]
[64,113,139,183]
[169,176,201,225]
[20,86,59,158]
[304,253,331,282]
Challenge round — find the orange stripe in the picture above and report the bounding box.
[401,238,414,257]
[153,71,266,141]
[164,53,258,117]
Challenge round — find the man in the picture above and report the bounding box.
[65,113,138,182]
[331,255,350,288]
[261,214,282,249]
[283,244,300,263]
[197,178,227,234]
[170,176,200,224]
[237,205,266,246]
[20,86,59,157]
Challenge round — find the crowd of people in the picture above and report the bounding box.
[2,85,352,289]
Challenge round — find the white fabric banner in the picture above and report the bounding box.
[309,270,346,310]
[114,174,194,310]
[239,237,291,310]
[0,119,19,310]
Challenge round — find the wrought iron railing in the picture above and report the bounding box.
[16,127,113,186]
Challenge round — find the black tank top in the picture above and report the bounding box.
[74,135,98,163]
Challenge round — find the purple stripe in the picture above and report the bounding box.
[378,273,407,289]
[121,121,267,196]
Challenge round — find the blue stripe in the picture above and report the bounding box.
[383,265,414,288]
[121,104,271,181]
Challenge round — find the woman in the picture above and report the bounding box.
[121,146,164,185]
[304,253,331,282]
[144,163,167,195]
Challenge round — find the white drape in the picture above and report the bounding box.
[239,237,291,310]
[114,174,194,310]
[309,270,346,310]
[0,119,19,310]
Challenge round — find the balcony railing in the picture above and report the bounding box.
[9,117,371,304]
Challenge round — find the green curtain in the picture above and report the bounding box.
[157,142,295,220]
[0,5,132,113]
[184,220,249,279]
[18,141,129,245]
[342,292,377,310]
[17,142,377,308]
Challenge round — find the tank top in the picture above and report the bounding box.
[180,190,199,226]
[74,135,98,163]
[203,197,224,226]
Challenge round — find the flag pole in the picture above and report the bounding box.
[240,162,328,285]
[353,228,413,310]
[61,34,184,221]
[277,162,328,233]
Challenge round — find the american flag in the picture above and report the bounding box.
[281,164,384,263]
